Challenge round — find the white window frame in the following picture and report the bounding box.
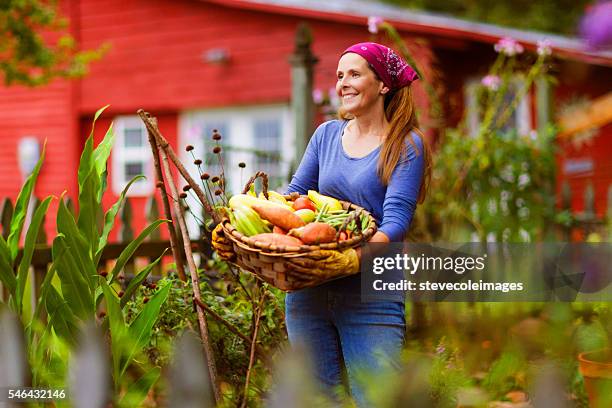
[179,104,294,236]
[464,76,532,137]
[111,116,155,197]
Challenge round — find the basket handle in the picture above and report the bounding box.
[242,171,269,199]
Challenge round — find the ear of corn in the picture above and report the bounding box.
[229,194,295,212]
[232,205,270,236]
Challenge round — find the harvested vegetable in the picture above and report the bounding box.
[288,222,336,244]
[308,190,343,211]
[251,233,303,247]
[229,194,294,212]
[252,204,305,231]
[294,208,316,223]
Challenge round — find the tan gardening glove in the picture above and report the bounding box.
[211,223,236,262]
[285,248,360,279]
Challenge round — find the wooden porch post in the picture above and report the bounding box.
[289,23,318,172]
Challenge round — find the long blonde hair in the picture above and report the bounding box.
[338,86,432,204]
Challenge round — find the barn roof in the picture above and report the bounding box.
[204,0,612,66]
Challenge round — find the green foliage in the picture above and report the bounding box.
[0,0,108,86]
[417,42,559,242]
[381,0,591,35]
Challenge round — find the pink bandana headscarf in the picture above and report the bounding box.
[342,42,419,91]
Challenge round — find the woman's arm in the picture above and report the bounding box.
[377,134,425,242]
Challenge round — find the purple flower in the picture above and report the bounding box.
[537,39,552,56]
[368,16,384,34]
[580,2,612,50]
[312,88,324,104]
[494,37,524,56]
[481,74,501,91]
[435,344,446,355]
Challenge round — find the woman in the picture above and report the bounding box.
[213,42,430,406]
[282,42,431,406]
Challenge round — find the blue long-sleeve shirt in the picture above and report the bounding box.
[287,119,424,242]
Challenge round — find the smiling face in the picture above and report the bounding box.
[336,52,389,117]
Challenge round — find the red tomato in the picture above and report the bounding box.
[292,197,316,211]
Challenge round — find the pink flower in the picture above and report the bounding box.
[537,39,552,56]
[368,16,384,34]
[312,88,324,104]
[579,2,612,50]
[481,74,501,91]
[494,37,524,56]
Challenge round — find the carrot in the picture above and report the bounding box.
[251,233,303,247]
[252,204,305,231]
[288,222,336,244]
[339,231,348,241]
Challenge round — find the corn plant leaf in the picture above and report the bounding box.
[117,367,161,408]
[95,175,146,265]
[77,165,101,257]
[52,235,94,321]
[33,235,67,324]
[43,272,79,347]
[100,279,125,383]
[108,219,169,284]
[57,198,98,290]
[7,142,46,261]
[120,280,170,377]
[0,237,15,297]
[120,249,167,309]
[92,122,115,201]
[14,196,53,314]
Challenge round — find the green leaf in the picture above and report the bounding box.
[95,175,146,265]
[77,168,101,256]
[108,219,168,283]
[117,367,161,408]
[7,141,46,261]
[44,284,79,347]
[92,122,115,193]
[57,198,98,290]
[33,234,67,324]
[0,236,16,297]
[100,279,126,383]
[121,280,170,377]
[120,249,167,308]
[14,196,53,314]
[52,235,94,320]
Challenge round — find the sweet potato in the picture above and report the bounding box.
[251,233,303,247]
[288,222,336,244]
[252,204,305,231]
[272,225,287,235]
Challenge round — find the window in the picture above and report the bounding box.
[465,76,532,137]
[253,118,283,188]
[112,116,154,196]
[179,105,293,236]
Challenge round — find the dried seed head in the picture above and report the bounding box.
[185,145,194,152]
[211,176,220,183]
[149,283,157,290]
[194,159,203,165]
[118,290,125,298]
[212,146,222,154]
[212,130,221,141]
[143,297,150,304]
[214,189,222,196]
[99,270,108,277]
[182,185,192,192]
[179,192,188,199]
[201,173,210,180]
[238,162,246,168]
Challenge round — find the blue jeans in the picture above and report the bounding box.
[285,277,406,407]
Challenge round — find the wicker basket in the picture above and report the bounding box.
[221,173,377,291]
